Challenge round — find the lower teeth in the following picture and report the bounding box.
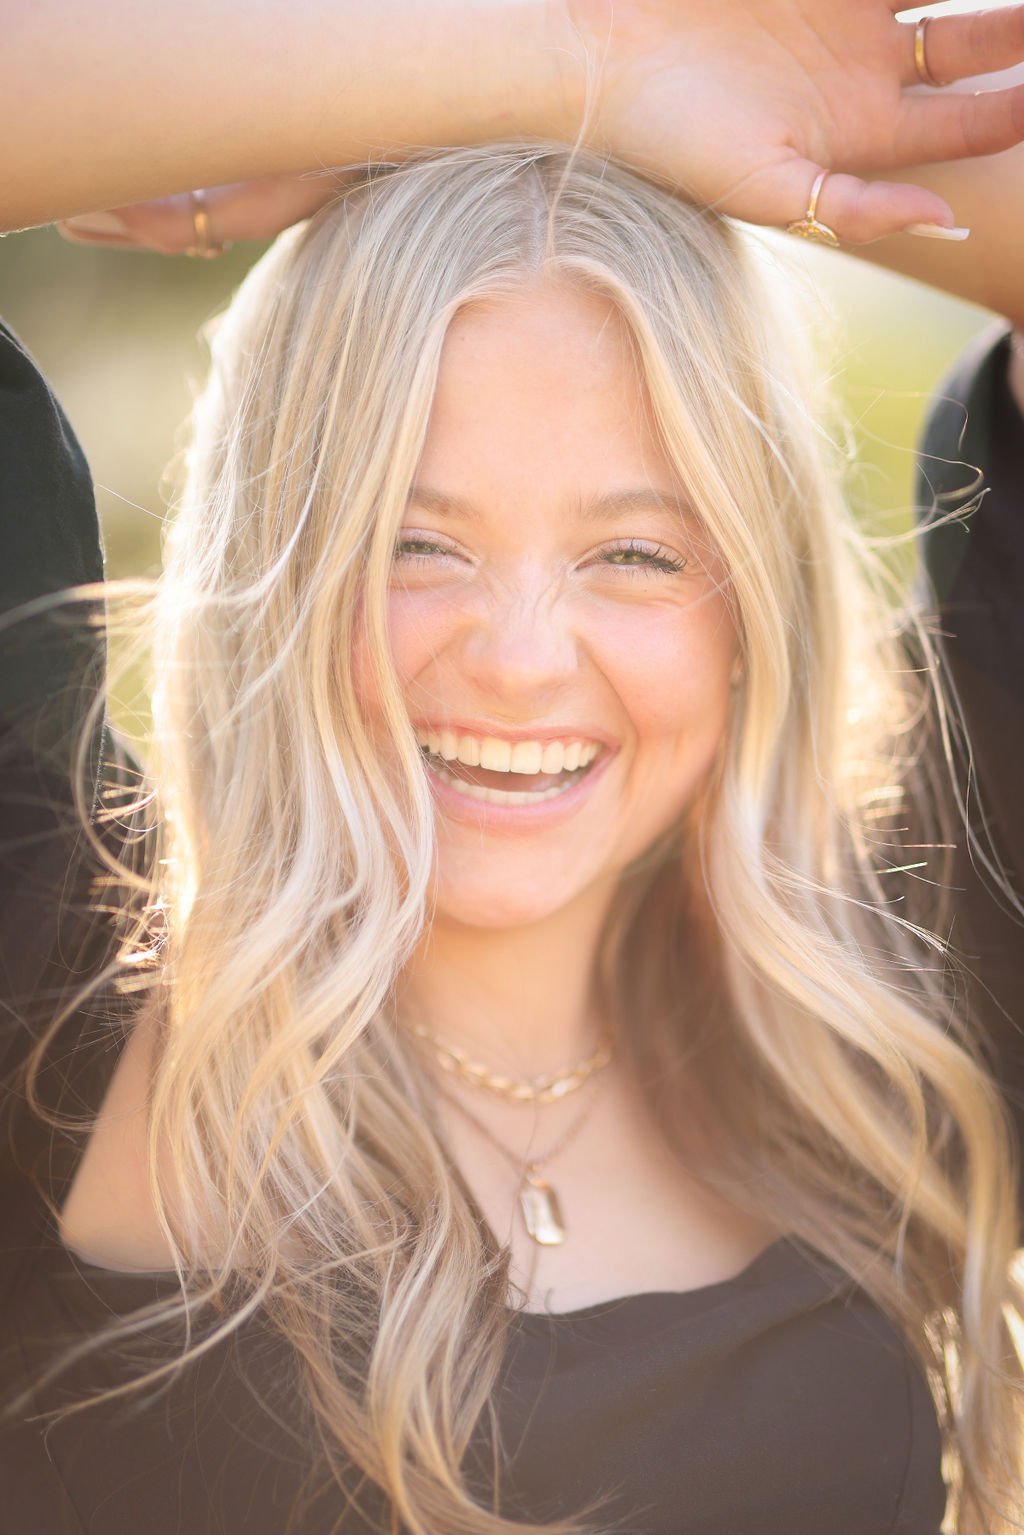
[427,757,587,805]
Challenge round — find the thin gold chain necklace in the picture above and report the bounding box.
[433,1077,603,1246]
[410,1023,613,1105]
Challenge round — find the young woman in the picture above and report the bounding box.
[3,5,1024,1534]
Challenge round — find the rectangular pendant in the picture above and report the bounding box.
[519,1177,566,1246]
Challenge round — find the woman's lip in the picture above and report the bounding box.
[424,746,617,834]
[412,719,619,751]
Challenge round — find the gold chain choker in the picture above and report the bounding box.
[410,1023,613,1105]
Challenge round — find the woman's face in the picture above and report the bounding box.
[375,279,740,929]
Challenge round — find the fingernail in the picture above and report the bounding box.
[61,212,129,236]
[903,223,971,241]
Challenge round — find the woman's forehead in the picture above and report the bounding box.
[421,283,674,496]
[438,280,633,387]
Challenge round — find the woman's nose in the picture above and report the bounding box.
[458,582,580,703]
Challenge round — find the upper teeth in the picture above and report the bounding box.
[414,729,601,775]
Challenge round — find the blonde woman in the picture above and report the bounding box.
[3,4,1024,1534]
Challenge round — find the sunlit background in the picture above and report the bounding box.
[0,212,999,591]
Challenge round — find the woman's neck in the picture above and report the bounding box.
[395,881,615,1077]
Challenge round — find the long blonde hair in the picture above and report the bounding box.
[11,143,1024,1533]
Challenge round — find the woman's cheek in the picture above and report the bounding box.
[383,588,459,689]
[349,585,440,709]
[589,601,735,737]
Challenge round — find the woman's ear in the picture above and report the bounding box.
[729,655,745,689]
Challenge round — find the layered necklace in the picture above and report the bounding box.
[411,1022,614,1246]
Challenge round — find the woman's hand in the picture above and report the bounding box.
[55,174,352,257]
[570,0,1024,243]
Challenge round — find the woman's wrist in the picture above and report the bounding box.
[443,2,586,148]
[319,2,585,160]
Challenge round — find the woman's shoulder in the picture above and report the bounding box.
[56,992,181,1275]
[915,320,1023,604]
[914,321,1024,1189]
[0,316,107,785]
[55,983,269,1280]
[0,314,118,1201]
[0,314,103,628]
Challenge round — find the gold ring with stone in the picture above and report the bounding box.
[785,170,839,248]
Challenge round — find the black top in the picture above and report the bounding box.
[1,313,1021,1535]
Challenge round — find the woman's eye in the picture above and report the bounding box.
[598,541,688,575]
[393,536,456,562]
[391,535,688,575]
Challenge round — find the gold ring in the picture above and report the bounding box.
[785,170,840,248]
[913,17,951,89]
[185,188,228,259]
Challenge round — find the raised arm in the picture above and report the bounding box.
[12,1,1024,245]
[2,0,572,230]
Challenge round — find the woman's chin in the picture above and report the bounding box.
[431,884,580,932]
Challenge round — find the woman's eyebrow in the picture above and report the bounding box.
[407,485,691,522]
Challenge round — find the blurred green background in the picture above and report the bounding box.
[0,216,1004,738]
[0,219,1001,565]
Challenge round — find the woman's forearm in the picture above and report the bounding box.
[851,64,1024,327]
[2,0,579,230]
[856,141,1024,327]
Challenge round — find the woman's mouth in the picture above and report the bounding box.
[424,752,595,804]
[413,726,612,819]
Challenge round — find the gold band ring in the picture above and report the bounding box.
[914,17,951,89]
[185,188,228,260]
[785,170,840,248]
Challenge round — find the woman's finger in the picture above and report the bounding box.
[55,172,345,254]
[897,5,1024,89]
[54,220,140,249]
[740,159,961,245]
[896,80,1024,165]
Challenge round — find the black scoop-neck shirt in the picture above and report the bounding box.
[2,313,1022,1534]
